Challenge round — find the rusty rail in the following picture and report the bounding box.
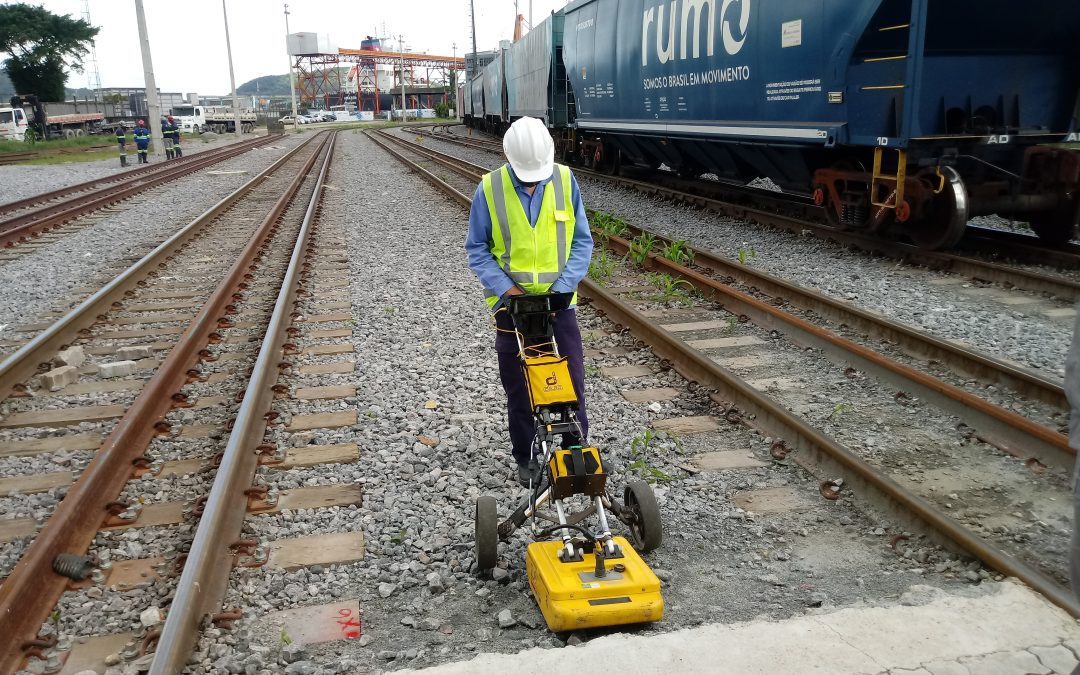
[606,218,1066,409]
[0,134,278,246]
[0,133,330,674]
[373,135,1080,621]
[603,234,1072,471]
[149,132,336,675]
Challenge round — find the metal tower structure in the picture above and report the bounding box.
[81,0,102,98]
[294,53,343,109]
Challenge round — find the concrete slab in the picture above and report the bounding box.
[662,320,729,333]
[602,365,653,379]
[991,295,1040,306]
[251,599,363,646]
[58,633,135,675]
[691,451,767,471]
[399,580,1079,675]
[732,487,809,514]
[299,361,356,375]
[295,384,356,400]
[266,531,365,570]
[652,416,720,435]
[0,432,101,458]
[711,354,779,370]
[685,336,764,350]
[302,343,354,356]
[621,388,680,403]
[287,411,358,432]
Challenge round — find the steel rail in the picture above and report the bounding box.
[961,226,1080,271]
[603,234,1072,472]
[576,169,1080,302]
[605,217,1066,409]
[364,131,471,207]
[0,134,273,218]
[580,278,1080,619]
[149,132,336,675]
[0,134,278,246]
[0,133,330,674]
[0,136,314,404]
[415,128,1080,300]
[370,129,487,181]
[376,135,1080,621]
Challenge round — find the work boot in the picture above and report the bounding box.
[165,149,172,160]
[174,147,182,157]
[516,460,542,488]
[120,155,127,167]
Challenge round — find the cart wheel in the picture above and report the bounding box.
[475,496,499,571]
[624,481,662,552]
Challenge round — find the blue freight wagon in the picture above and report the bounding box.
[468,0,1080,250]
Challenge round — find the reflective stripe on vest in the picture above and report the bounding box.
[481,163,575,308]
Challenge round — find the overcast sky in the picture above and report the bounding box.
[28,0,569,95]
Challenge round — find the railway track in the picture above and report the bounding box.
[0,143,118,167]
[0,134,277,250]
[0,131,348,673]
[370,129,1078,621]
[414,127,1080,301]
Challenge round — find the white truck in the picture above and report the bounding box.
[0,95,109,141]
[171,105,257,134]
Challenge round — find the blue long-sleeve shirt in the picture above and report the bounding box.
[466,165,593,308]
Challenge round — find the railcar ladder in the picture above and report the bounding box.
[871,146,906,210]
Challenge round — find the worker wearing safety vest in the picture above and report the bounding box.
[133,120,151,163]
[465,116,594,487]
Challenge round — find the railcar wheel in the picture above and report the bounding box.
[624,480,662,552]
[475,496,498,571]
[1030,200,1079,245]
[906,166,969,250]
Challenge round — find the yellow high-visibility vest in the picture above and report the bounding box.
[482,163,576,308]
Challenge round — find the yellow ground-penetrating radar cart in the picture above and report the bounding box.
[474,293,664,632]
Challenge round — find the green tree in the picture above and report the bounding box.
[0,3,99,101]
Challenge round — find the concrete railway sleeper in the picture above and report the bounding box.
[369,129,1080,624]
[0,132,334,674]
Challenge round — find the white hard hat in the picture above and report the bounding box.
[503,116,553,183]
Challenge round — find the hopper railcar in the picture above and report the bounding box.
[464,0,1080,250]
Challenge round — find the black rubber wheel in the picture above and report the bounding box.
[475,496,498,571]
[624,480,662,552]
[906,166,969,250]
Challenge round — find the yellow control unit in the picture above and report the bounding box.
[526,536,664,632]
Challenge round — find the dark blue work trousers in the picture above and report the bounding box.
[494,307,589,465]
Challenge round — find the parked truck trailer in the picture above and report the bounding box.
[0,95,109,142]
[171,105,257,134]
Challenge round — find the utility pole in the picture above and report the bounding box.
[284,3,298,129]
[134,0,164,159]
[470,0,478,75]
[399,35,407,123]
[222,0,241,138]
[529,0,533,32]
[451,42,457,121]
